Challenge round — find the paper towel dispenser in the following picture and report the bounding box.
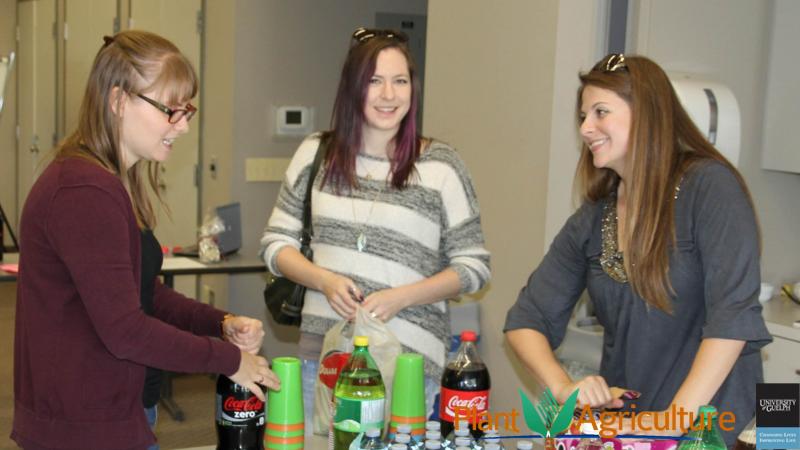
[670,76,741,167]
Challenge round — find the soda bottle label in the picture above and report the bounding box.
[440,387,489,421]
[333,397,385,432]
[319,350,351,389]
[216,392,266,426]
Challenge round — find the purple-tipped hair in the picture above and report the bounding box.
[322,33,421,191]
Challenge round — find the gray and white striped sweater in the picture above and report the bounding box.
[261,134,491,380]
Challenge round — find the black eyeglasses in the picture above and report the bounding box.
[136,93,197,124]
[352,27,409,44]
[599,53,627,73]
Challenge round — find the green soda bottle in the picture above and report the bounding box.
[678,405,727,450]
[330,335,386,450]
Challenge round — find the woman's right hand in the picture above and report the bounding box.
[229,351,281,402]
[320,272,363,320]
[556,375,623,409]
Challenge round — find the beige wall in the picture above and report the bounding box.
[0,0,17,246]
[628,0,800,292]
[424,0,560,413]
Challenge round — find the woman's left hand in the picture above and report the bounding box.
[361,288,410,322]
[222,315,265,354]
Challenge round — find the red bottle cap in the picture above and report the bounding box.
[460,330,477,342]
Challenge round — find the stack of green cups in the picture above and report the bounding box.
[389,353,426,441]
[265,357,304,449]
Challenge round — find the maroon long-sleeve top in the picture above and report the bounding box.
[12,157,240,449]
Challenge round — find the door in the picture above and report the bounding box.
[130,0,203,298]
[17,0,57,210]
[63,0,117,134]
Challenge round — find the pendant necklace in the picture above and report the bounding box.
[352,156,387,253]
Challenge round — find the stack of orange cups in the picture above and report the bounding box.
[389,353,426,441]
[265,357,304,449]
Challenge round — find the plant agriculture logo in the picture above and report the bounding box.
[451,388,734,442]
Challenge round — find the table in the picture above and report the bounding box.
[159,254,267,421]
[1,252,268,422]
[0,252,18,281]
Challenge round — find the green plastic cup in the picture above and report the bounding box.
[266,356,304,449]
[390,353,426,438]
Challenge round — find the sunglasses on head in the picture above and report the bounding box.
[598,53,628,73]
[352,27,409,44]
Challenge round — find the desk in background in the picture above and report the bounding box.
[0,252,18,282]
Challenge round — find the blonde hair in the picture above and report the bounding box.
[58,30,198,228]
[575,55,757,312]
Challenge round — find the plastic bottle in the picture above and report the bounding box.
[453,436,474,449]
[425,430,442,443]
[443,420,469,449]
[515,441,533,450]
[358,428,388,450]
[478,429,505,450]
[390,433,412,450]
[424,441,442,449]
[677,405,727,450]
[331,336,386,450]
[440,330,490,440]
[215,375,265,450]
[395,424,421,449]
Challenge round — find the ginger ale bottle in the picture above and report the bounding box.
[678,405,727,450]
[330,336,386,450]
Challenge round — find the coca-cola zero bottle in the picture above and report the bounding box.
[216,375,265,450]
[439,329,490,440]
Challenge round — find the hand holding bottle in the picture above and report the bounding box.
[229,351,280,401]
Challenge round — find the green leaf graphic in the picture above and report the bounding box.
[550,388,580,435]
[519,388,547,436]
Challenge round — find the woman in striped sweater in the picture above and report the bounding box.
[261,27,491,426]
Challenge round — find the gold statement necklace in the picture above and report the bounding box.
[600,178,684,283]
[351,156,387,253]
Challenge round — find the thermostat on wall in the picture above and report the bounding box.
[276,106,314,136]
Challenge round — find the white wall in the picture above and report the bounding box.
[628,0,800,293]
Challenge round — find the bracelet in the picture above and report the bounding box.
[221,313,235,338]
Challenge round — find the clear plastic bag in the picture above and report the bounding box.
[198,211,225,263]
[312,306,403,435]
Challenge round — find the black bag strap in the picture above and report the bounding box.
[300,133,330,247]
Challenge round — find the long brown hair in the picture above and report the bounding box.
[575,54,757,312]
[58,30,198,228]
[322,28,422,191]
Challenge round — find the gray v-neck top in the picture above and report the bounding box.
[505,161,772,445]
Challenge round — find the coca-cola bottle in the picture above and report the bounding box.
[215,375,265,450]
[439,330,490,440]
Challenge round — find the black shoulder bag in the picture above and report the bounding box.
[263,135,329,326]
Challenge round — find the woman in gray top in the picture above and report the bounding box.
[504,54,771,445]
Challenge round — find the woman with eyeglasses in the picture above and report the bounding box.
[504,54,770,445]
[12,30,279,450]
[261,27,490,433]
